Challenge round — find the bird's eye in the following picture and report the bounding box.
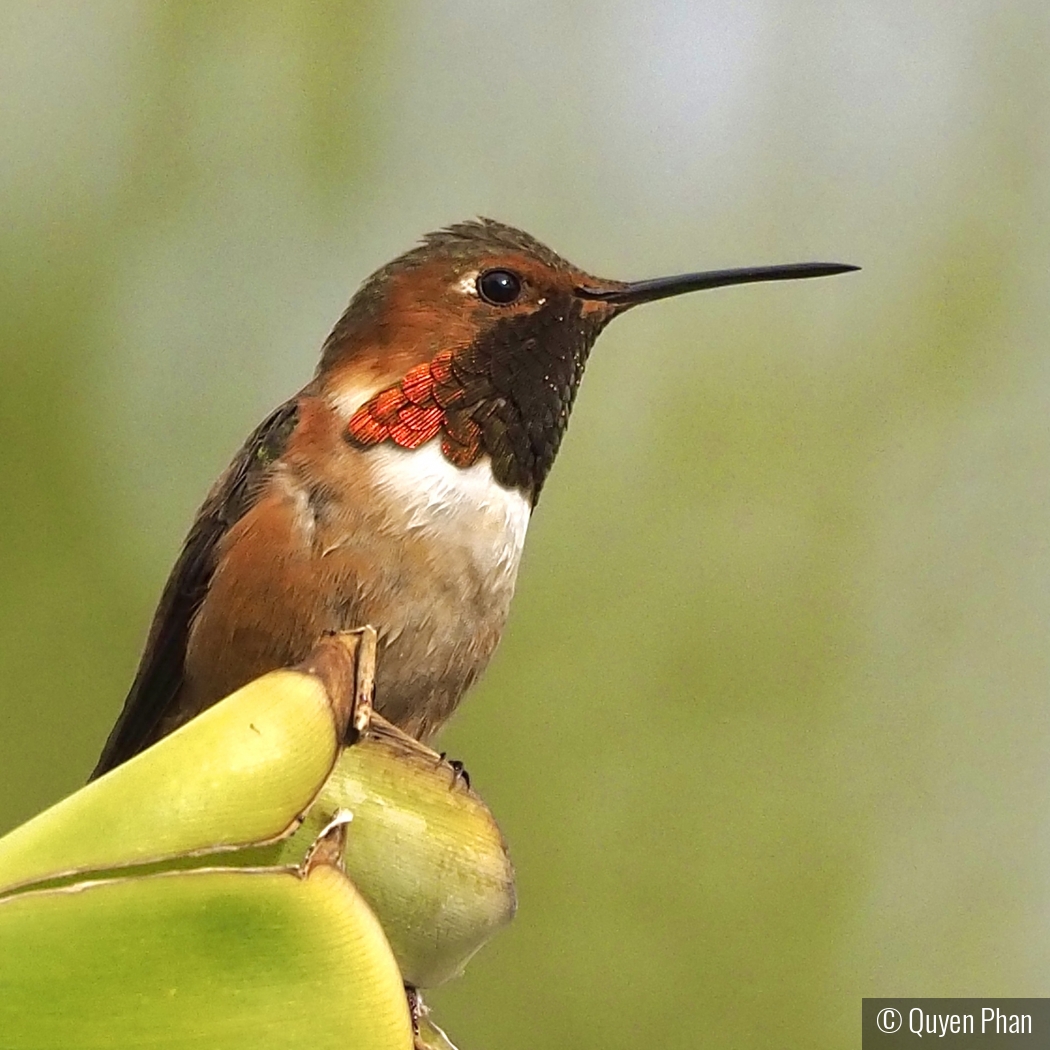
[476,269,523,306]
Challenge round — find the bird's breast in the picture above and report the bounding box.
[362,441,531,585]
[286,387,532,583]
[305,439,532,735]
[185,397,533,739]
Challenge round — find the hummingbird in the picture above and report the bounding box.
[92,219,856,778]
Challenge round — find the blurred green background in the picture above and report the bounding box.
[2,2,1048,1047]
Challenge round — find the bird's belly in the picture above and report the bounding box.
[362,542,518,739]
[320,443,532,738]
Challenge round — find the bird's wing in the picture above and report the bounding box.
[90,398,301,779]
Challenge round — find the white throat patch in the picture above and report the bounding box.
[368,441,531,581]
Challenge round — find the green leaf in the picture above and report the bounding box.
[0,859,412,1050]
[264,719,517,987]
[0,667,345,896]
[0,633,505,1045]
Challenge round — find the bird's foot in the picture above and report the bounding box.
[438,751,471,789]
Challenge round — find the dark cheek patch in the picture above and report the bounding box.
[346,297,603,498]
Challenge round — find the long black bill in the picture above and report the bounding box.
[576,261,859,307]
